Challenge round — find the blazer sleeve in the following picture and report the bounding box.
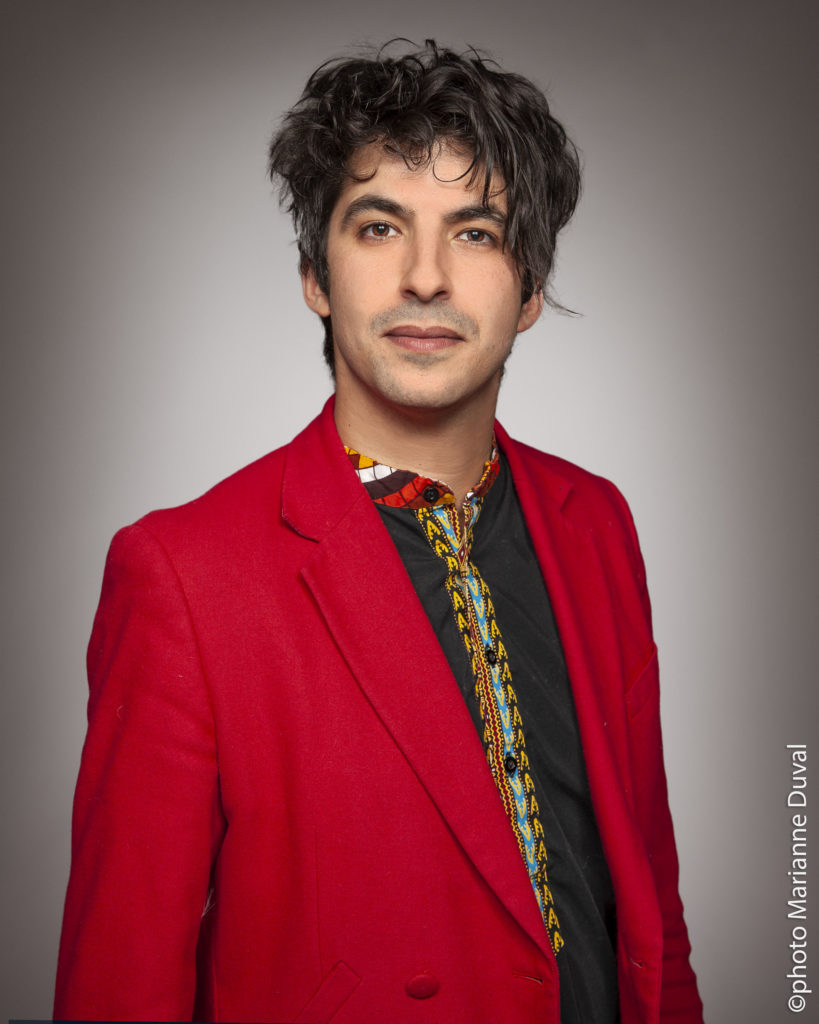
[609,482,703,1024]
[54,524,224,1021]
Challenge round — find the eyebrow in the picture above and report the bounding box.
[339,193,507,231]
[442,204,507,229]
[339,195,408,230]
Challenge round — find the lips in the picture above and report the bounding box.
[384,325,465,352]
[385,325,463,339]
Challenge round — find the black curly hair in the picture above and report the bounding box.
[268,39,581,370]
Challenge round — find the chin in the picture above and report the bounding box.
[383,383,489,416]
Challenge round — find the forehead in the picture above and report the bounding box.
[334,142,506,214]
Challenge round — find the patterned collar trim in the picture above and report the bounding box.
[345,440,500,510]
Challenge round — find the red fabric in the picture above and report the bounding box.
[55,398,703,1023]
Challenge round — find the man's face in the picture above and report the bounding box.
[302,143,542,421]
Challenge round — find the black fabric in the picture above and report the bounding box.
[376,457,619,1024]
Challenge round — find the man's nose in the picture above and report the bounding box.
[400,236,451,302]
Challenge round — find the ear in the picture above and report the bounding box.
[516,288,544,334]
[301,264,331,318]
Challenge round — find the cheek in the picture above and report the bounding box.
[326,289,378,352]
[483,297,526,344]
[475,269,525,320]
[331,294,368,333]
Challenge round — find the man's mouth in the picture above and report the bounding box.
[384,325,465,351]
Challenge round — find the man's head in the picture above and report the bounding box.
[268,39,581,372]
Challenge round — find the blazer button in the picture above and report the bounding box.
[406,973,440,999]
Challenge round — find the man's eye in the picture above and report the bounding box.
[459,229,493,244]
[362,222,395,238]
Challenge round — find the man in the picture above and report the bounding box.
[55,40,703,1023]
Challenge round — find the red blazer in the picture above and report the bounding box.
[55,399,702,1023]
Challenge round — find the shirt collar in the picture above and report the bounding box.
[345,440,500,510]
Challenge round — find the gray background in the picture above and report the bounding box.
[2,1,817,1021]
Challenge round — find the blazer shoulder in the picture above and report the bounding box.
[503,433,649,606]
[502,432,636,535]
[118,443,292,568]
[130,400,341,546]
[102,401,347,580]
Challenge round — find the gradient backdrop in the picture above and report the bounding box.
[2,1,817,1021]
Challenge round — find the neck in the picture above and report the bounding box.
[334,390,498,507]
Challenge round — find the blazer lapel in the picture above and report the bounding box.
[498,423,664,988]
[281,401,553,962]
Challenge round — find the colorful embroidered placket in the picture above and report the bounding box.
[415,501,564,955]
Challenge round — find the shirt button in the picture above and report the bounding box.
[422,485,439,503]
[504,753,518,775]
[484,645,498,665]
[405,973,440,999]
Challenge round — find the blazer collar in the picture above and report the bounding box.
[280,396,366,542]
[493,419,574,512]
[280,399,578,538]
